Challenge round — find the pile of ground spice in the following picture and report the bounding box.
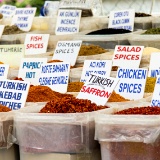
[47,59,63,63]
[143,28,160,34]
[0,13,3,19]
[144,77,156,93]
[67,82,84,92]
[135,12,151,17]
[112,66,118,71]
[0,104,11,112]
[108,91,129,102]
[26,85,73,102]
[3,25,25,35]
[78,44,107,56]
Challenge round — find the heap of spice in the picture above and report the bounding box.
[39,96,108,113]
[0,13,3,19]
[112,66,118,71]
[143,28,160,34]
[108,91,129,102]
[78,44,107,56]
[67,82,84,92]
[135,12,151,17]
[26,85,73,102]
[47,59,63,63]
[3,25,25,35]
[144,77,156,93]
[115,106,160,115]
[0,104,11,112]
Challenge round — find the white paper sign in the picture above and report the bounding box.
[0,80,30,110]
[112,45,144,68]
[115,68,147,100]
[108,9,135,31]
[18,58,47,85]
[24,34,50,55]
[11,8,37,32]
[0,64,9,79]
[148,52,160,77]
[77,74,119,105]
[80,60,112,82]
[0,44,24,68]
[55,9,81,35]
[0,25,5,39]
[39,62,70,93]
[0,5,16,18]
[151,76,160,107]
[53,40,82,66]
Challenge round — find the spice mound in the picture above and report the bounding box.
[26,86,73,102]
[144,77,156,93]
[47,59,63,63]
[0,104,11,112]
[143,28,160,34]
[14,77,24,81]
[67,82,84,92]
[0,13,3,19]
[3,25,25,35]
[39,97,108,113]
[108,91,129,102]
[79,44,107,56]
[86,28,131,35]
[135,12,151,17]
[115,106,160,115]
[112,66,118,71]
[143,47,160,55]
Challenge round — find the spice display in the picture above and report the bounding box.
[143,28,160,34]
[108,91,129,102]
[115,106,160,115]
[26,85,73,102]
[78,44,107,56]
[0,104,11,112]
[67,82,84,92]
[144,77,156,93]
[2,25,25,35]
[135,12,151,17]
[39,96,108,113]
[86,28,131,35]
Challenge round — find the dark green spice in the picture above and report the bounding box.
[143,28,160,34]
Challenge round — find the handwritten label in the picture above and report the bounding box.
[55,9,81,35]
[77,74,119,105]
[11,8,37,31]
[0,45,24,68]
[80,60,112,82]
[151,76,160,106]
[0,80,30,110]
[0,25,5,39]
[115,68,147,100]
[108,9,135,31]
[0,5,16,18]
[112,45,144,68]
[148,52,160,77]
[53,40,82,66]
[18,58,47,85]
[25,34,50,55]
[39,62,70,93]
[0,64,9,79]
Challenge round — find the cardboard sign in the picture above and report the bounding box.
[55,9,81,35]
[77,74,119,105]
[18,58,47,85]
[0,5,16,18]
[24,34,50,55]
[0,80,30,110]
[53,40,82,66]
[112,45,144,68]
[108,9,135,31]
[11,8,37,31]
[80,60,112,82]
[151,76,160,107]
[148,52,160,77]
[0,64,9,79]
[115,68,147,100]
[39,62,70,93]
[0,44,24,68]
[0,25,5,39]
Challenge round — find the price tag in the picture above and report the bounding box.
[18,58,47,85]
[77,74,119,105]
[24,34,50,55]
[0,44,24,68]
[108,9,135,31]
[0,25,5,39]
[53,40,82,66]
[0,80,30,110]
[39,62,70,93]
[115,68,148,100]
[55,9,81,35]
[148,52,160,77]
[112,45,144,68]
[0,5,16,18]
[0,64,9,79]
[80,60,112,82]
[151,76,160,107]
[11,8,37,31]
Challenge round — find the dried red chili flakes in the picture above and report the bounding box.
[0,104,11,112]
[115,106,160,115]
[39,97,108,113]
